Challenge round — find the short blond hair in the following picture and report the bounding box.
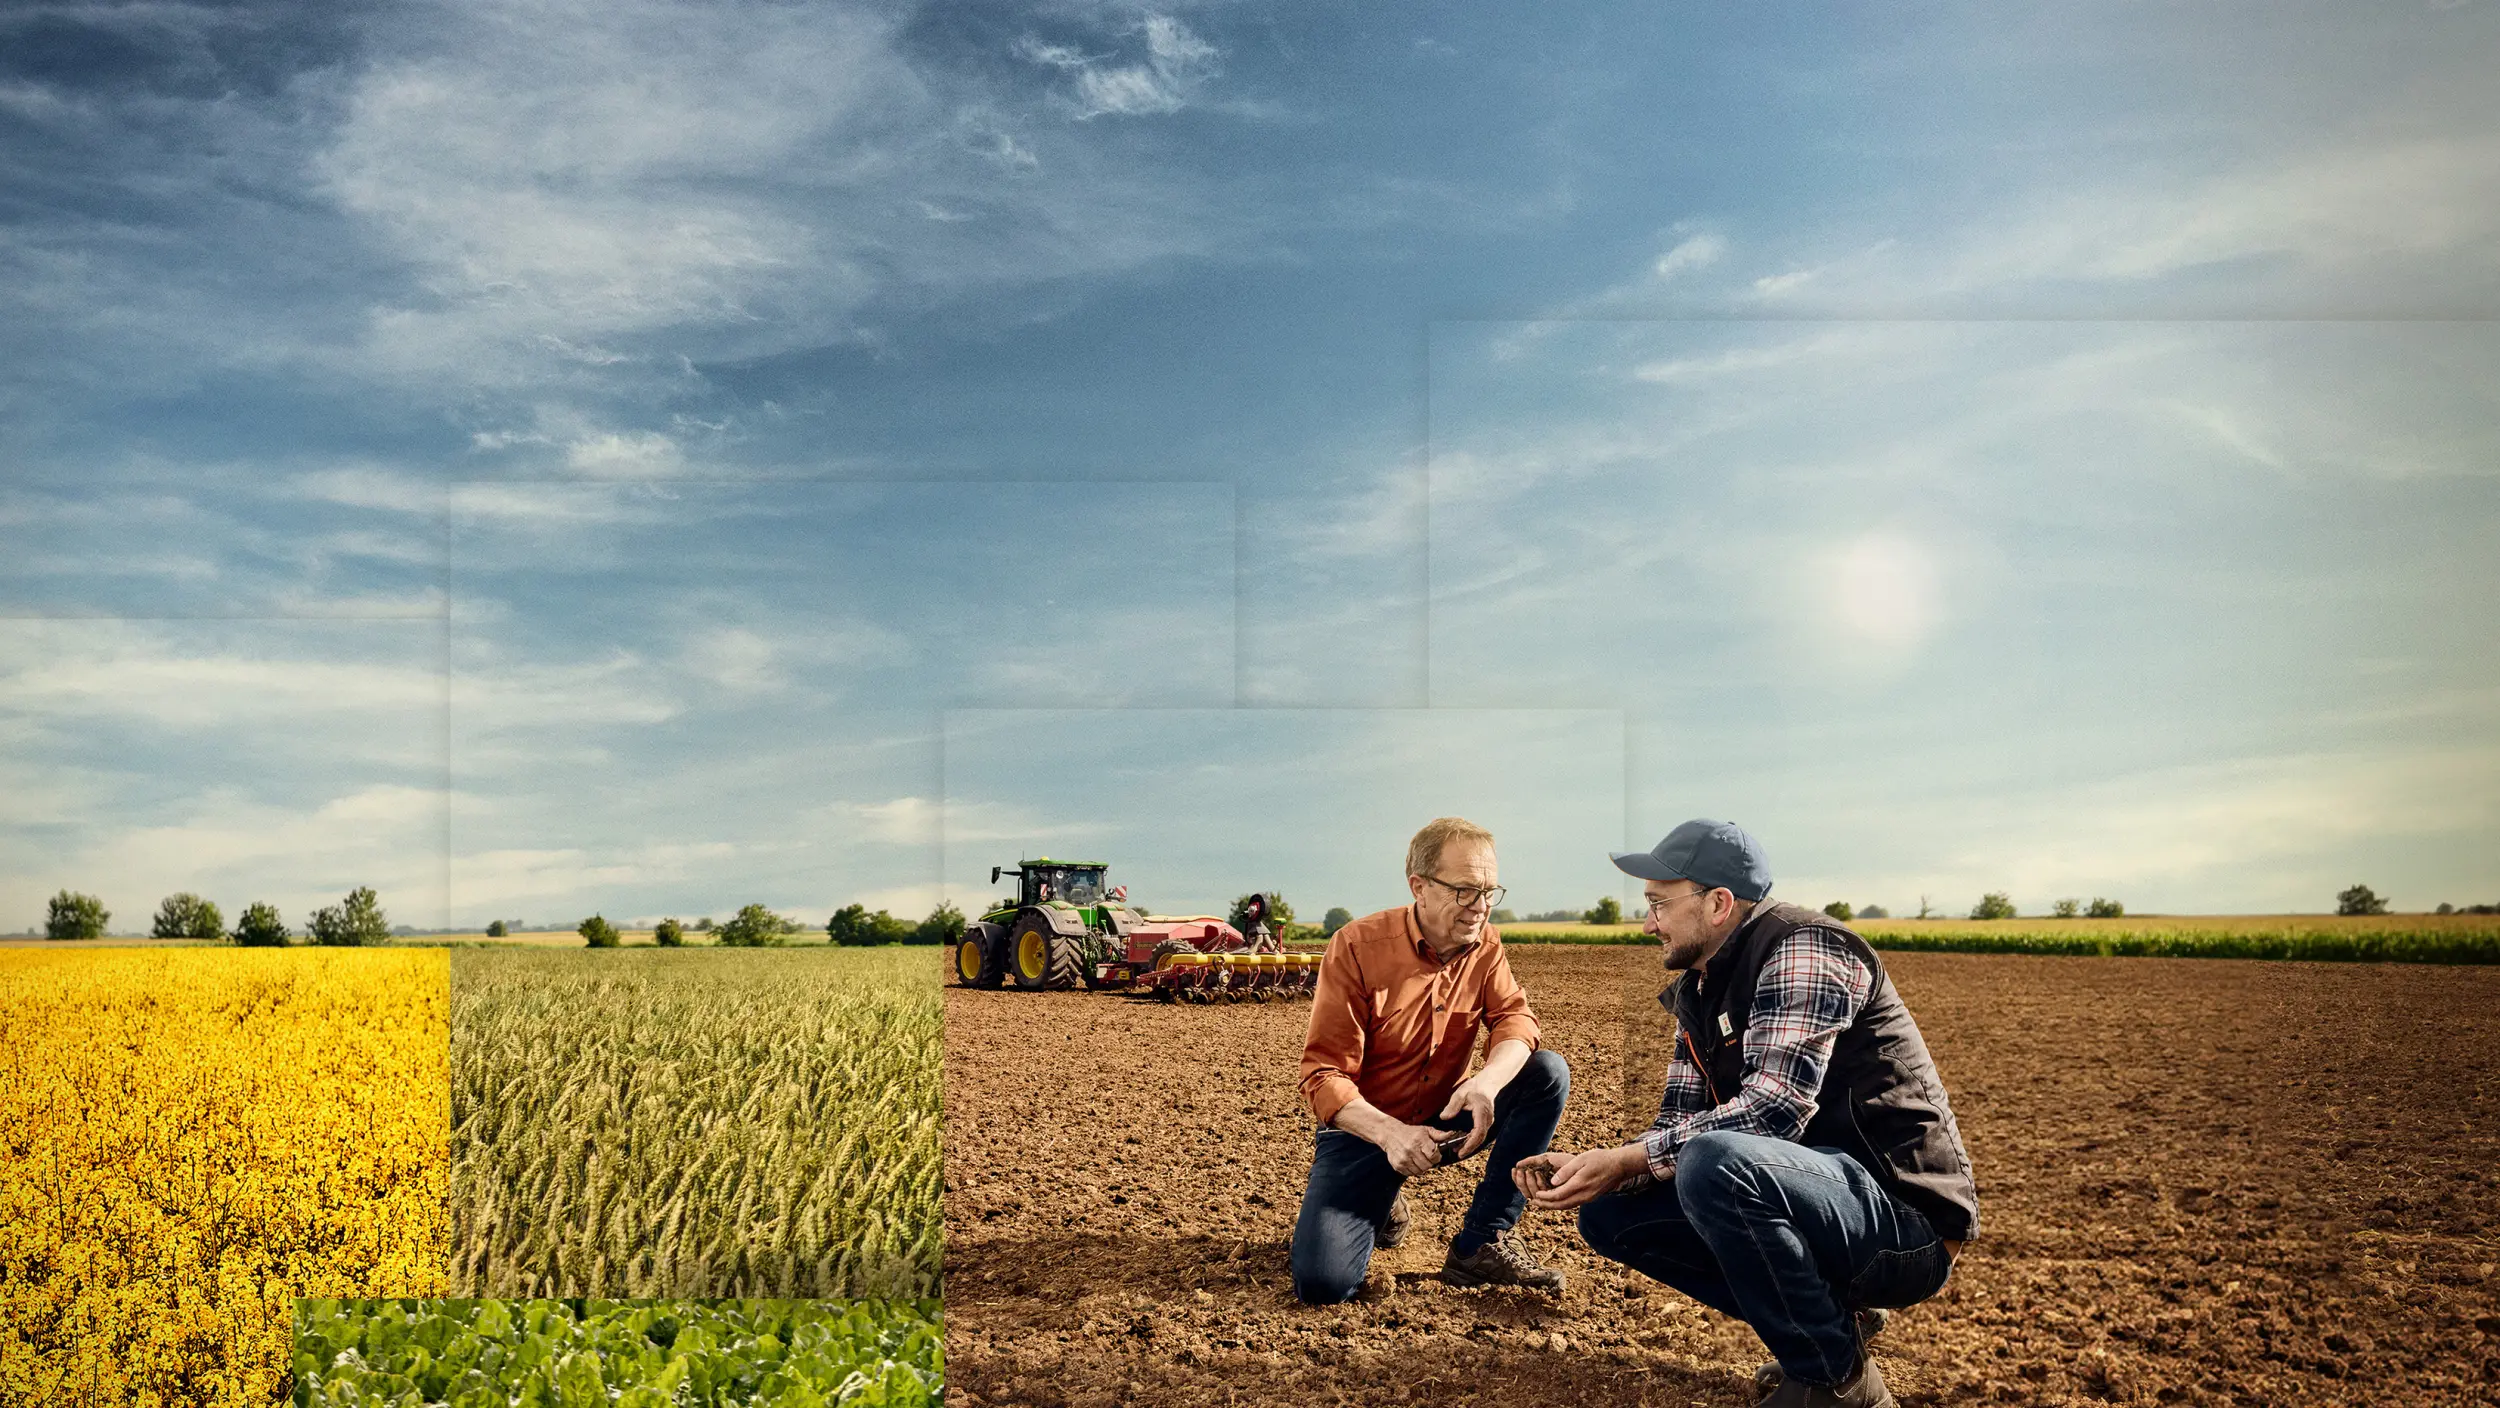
[1406,816,1495,879]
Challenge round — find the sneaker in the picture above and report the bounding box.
[1755,1352,1892,1407]
[1754,1311,1890,1398]
[1438,1230,1565,1293]
[1379,1193,1412,1250]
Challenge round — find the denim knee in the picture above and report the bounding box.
[1672,1129,1750,1206]
[1292,1268,1364,1306]
[1513,1047,1570,1103]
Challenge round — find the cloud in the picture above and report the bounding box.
[308,0,1248,440]
[1652,231,1726,278]
[450,839,738,914]
[1746,133,2500,313]
[682,627,784,695]
[564,430,684,477]
[1018,14,1219,121]
[2,783,450,928]
[294,466,446,517]
[1799,744,2500,915]
[0,620,442,731]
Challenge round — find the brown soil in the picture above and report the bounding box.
[944,948,2500,1407]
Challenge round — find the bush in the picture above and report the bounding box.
[45,890,109,940]
[2051,898,2081,919]
[654,917,685,947]
[2086,897,2125,918]
[827,904,914,946]
[485,919,508,937]
[152,892,224,940]
[1821,901,1854,922]
[912,902,965,947]
[1582,896,1623,926]
[694,917,713,932]
[716,903,791,947]
[1857,904,1889,919]
[1969,892,2017,921]
[1323,906,1354,937]
[2437,902,2455,915]
[579,914,620,947]
[231,902,288,947]
[1230,893,1296,934]
[307,886,391,946]
[2336,883,2389,917]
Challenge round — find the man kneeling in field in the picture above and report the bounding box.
[1291,816,1571,1303]
[1515,820,1978,1408]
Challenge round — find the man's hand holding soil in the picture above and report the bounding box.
[1512,1144,1647,1211]
[1331,1052,1513,1176]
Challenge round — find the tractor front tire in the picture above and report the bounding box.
[1009,912,1083,991]
[955,929,1003,989]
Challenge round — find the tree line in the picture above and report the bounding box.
[42,887,391,945]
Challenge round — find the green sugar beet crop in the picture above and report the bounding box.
[293,1298,941,1408]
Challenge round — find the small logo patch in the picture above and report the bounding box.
[1718,1012,1734,1037]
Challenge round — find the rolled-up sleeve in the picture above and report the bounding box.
[1477,940,1542,1056]
[1298,935,1370,1124]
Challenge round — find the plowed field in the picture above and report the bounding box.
[944,947,2500,1407]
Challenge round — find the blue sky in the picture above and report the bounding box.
[942,710,1622,919]
[4,1,2497,929]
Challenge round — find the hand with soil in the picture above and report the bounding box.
[1521,1144,1648,1211]
[1511,1152,1562,1202]
[1377,1120,1454,1177]
[1435,1081,1495,1161]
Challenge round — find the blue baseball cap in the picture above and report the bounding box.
[1610,819,1772,901]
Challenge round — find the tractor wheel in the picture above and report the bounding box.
[1009,911,1082,991]
[955,930,1003,989]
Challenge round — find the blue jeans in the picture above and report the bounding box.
[1577,1130,1953,1388]
[1290,1048,1570,1305]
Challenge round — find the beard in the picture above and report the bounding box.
[1659,932,1708,972]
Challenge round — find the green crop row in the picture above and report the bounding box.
[1499,918,2500,963]
[294,1298,940,1408]
[1856,925,2500,963]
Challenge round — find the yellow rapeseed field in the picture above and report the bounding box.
[0,948,448,1407]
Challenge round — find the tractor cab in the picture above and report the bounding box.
[992,859,1110,912]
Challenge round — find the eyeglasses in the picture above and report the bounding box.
[1419,875,1507,910]
[1645,886,1716,919]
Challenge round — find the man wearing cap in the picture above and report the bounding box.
[1291,815,1573,1304]
[1512,820,1979,1408]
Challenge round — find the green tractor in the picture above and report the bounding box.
[953,859,1142,991]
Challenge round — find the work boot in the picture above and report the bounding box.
[1378,1192,1412,1249]
[1754,1309,1889,1397]
[1755,1352,1892,1408]
[1438,1230,1565,1292]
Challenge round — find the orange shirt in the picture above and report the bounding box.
[1297,905,1543,1127]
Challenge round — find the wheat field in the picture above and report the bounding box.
[450,946,940,1300]
[0,948,449,1407]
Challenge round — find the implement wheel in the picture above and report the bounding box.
[955,931,1002,989]
[1010,911,1082,991]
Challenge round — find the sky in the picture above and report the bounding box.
[4,1,2496,931]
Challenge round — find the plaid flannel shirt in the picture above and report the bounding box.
[1631,921,1874,1185]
